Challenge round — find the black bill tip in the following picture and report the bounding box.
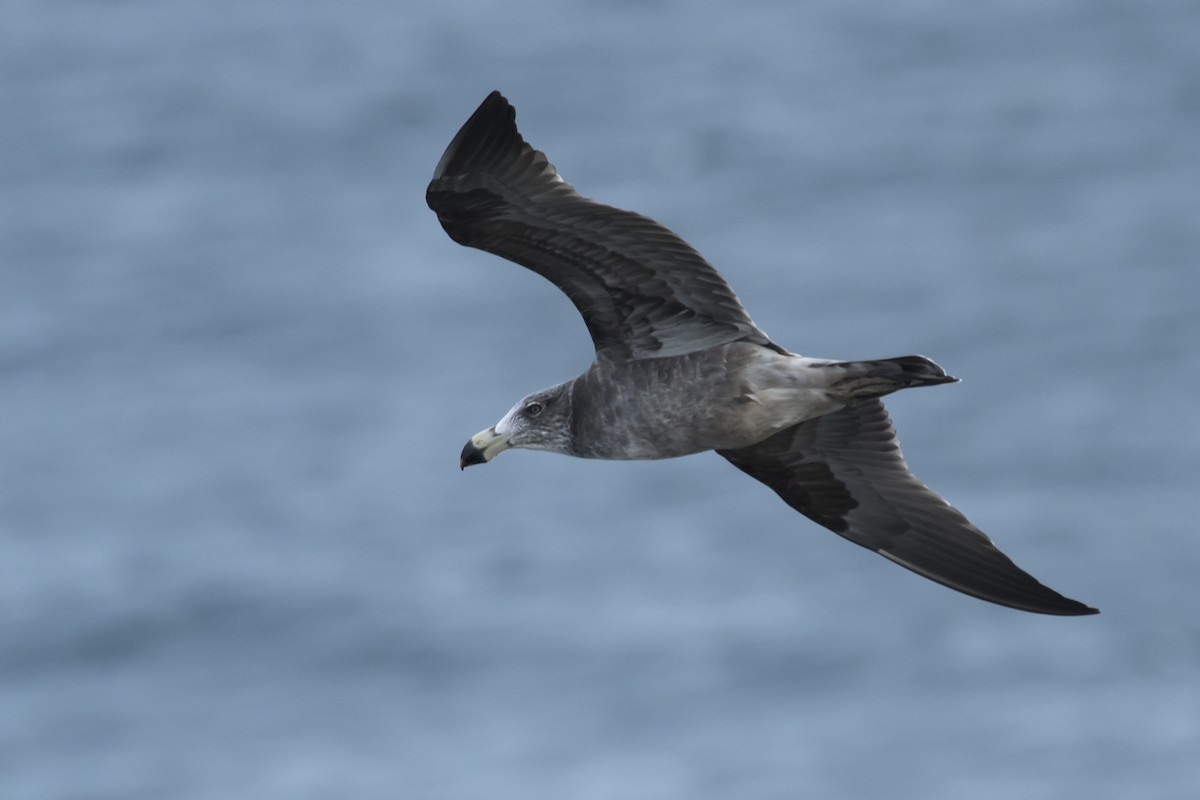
[460,440,487,470]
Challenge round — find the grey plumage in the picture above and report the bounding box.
[429,91,1097,617]
[719,400,1084,615]
[426,92,769,361]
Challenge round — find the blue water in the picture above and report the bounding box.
[3,1,1199,797]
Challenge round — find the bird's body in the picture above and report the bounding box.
[428,91,1097,617]
[567,345,819,459]
[552,346,953,460]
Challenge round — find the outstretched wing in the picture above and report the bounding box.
[718,400,1097,615]
[426,91,769,361]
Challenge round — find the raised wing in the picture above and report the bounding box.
[718,400,1097,615]
[426,91,769,361]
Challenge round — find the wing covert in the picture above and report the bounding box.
[719,400,1097,616]
[426,91,767,361]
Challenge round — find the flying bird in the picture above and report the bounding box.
[426,91,1096,616]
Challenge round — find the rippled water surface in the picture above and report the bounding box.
[3,1,1199,797]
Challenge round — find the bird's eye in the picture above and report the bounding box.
[524,401,543,418]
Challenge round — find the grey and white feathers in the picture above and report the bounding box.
[428,91,1096,617]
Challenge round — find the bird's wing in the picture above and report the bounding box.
[426,91,769,361]
[718,400,1097,615]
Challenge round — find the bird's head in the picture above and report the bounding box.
[460,382,574,468]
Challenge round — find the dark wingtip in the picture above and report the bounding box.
[994,587,1099,617]
[1030,597,1099,616]
[1016,579,1099,617]
[426,90,567,243]
[430,90,516,183]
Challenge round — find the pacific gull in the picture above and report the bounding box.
[427,91,1097,616]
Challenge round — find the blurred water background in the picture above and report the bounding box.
[3,1,1199,798]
